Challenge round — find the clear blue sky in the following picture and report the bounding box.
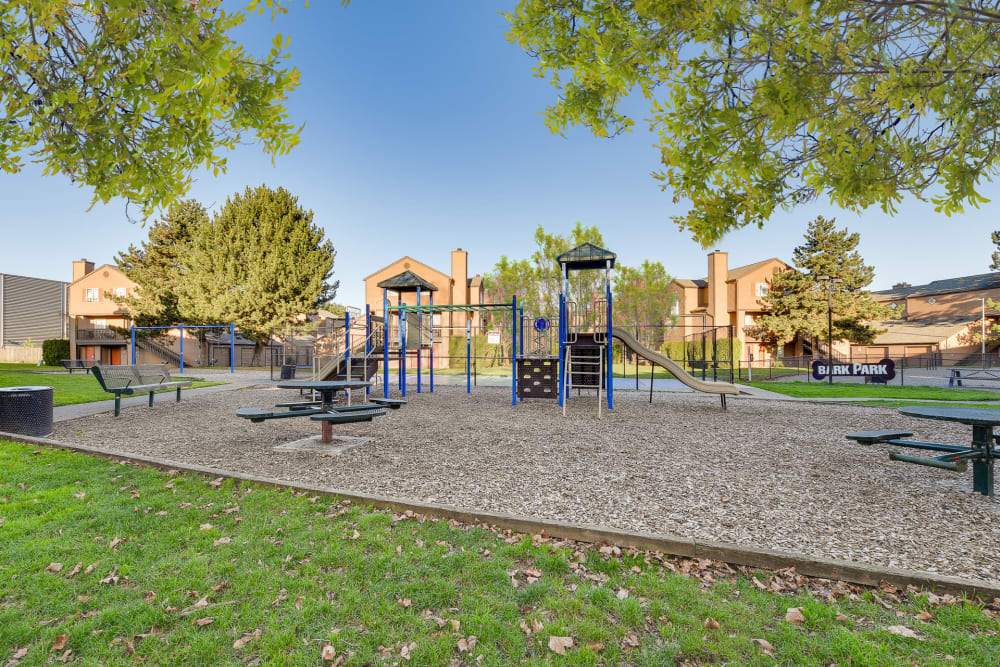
[2,2,997,307]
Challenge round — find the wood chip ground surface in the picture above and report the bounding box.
[51,386,1000,583]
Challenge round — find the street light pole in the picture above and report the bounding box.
[979,297,986,368]
[816,275,842,385]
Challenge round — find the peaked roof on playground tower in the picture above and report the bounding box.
[376,270,439,293]
[556,243,617,271]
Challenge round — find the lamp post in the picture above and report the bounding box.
[979,297,986,368]
[816,275,843,384]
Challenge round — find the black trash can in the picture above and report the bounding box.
[280,364,297,380]
[0,386,54,437]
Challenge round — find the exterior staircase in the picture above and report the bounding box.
[134,336,181,366]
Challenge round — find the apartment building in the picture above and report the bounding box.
[67,259,136,365]
[364,249,485,367]
[668,251,790,362]
[0,272,68,348]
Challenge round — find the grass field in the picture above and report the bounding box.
[0,362,65,372]
[850,400,1000,410]
[0,371,224,406]
[743,381,1000,401]
[1,440,997,666]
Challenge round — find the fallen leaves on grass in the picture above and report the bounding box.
[519,619,543,636]
[50,635,69,652]
[64,562,82,578]
[5,646,29,665]
[192,617,214,627]
[586,641,604,652]
[547,635,573,655]
[703,618,720,630]
[752,638,775,655]
[785,607,806,625]
[108,537,125,550]
[457,636,478,654]
[208,477,223,489]
[271,589,288,607]
[143,591,155,603]
[887,625,922,640]
[45,563,63,573]
[916,611,933,621]
[321,645,337,661]
[199,524,213,532]
[212,537,231,547]
[397,598,411,608]
[836,613,850,623]
[233,629,262,649]
[72,492,85,500]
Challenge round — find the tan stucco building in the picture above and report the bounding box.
[668,251,790,362]
[67,260,136,365]
[363,249,484,367]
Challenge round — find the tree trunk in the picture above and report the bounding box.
[251,341,266,367]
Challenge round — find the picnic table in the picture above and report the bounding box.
[847,406,997,496]
[237,380,381,444]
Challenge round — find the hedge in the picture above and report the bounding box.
[42,338,70,366]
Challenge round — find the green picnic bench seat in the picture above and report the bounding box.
[91,364,193,417]
[370,397,406,409]
[275,400,323,410]
[236,407,322,423]
[846,430,914,444]
[310,406,386,423]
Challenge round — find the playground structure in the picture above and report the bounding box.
[267,243,739,414]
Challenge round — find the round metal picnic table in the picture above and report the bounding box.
[899,406,997,495]
[277,380,371,442]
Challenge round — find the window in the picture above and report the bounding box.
[432,314,441,326]
[113,287,127,299]
[670,301,679,316]
[755,282,769,297]
[744,314,754,327]
[85,288,99,302]
[92,319,107,330]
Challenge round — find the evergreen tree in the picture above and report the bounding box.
[179,185,338,363]
[751,217,894,352]
[990,231,1000,272]
[115,199,208,327]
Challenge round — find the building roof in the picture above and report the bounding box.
[870,318,973,345]
[673,278,706,289]
[362,256,449,283]
[675,258,786,287]
[873,272,1000,301]
[376,270,439,292]
[556,243,617,270]
[69,263,126,287]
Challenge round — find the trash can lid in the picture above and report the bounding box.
[0,386,54,392]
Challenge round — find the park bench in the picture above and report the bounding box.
[949,369,1000,387]
[91,364,193,417]
[236,404,386,424]
[60,359,93,374]
[370,397,406,409]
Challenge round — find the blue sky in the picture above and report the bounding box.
[2,1,997,307]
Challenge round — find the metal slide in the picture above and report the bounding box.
[610,327,740,396]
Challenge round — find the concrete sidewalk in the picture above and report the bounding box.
[54,373,272,422]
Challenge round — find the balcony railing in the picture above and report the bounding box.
[76,328,125,343]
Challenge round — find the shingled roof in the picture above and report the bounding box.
[556,243,616,270]
[873,272,1000,301]
[376,270,438,293]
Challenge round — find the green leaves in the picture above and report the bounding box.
[0,1,303,219]
[507,0,1000,244]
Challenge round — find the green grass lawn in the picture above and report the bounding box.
[1,441,998,666]
[850,400,1000,410]
[743,381,1000,402]
[0,362,65,372]
[0,371,224,406]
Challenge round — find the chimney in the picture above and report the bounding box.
[72,259,95,282]
[892,282,911,290]
[451,248,468,303]
[707,250,728,327]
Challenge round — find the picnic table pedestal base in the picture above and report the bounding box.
[321,420,333,444]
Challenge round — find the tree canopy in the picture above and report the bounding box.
[114,199,208,328]
[750,216,893,349]
[506,0,1000,245]
[1,1,301,219]
[178,185,338,360]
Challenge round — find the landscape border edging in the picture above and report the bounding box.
[3,430,997,600]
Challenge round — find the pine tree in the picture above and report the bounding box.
[115,199,207,327]
[179,185,338,363]
[751,217,894,352]
[990,231,1000,272]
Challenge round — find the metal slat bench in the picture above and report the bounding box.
[370,398,406,409]
[310,406,387,423]
[91,364,193,417]
[60,359,93,374]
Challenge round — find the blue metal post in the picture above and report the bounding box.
[179,323,184,374]
[365,304,371,395]
[382,289,389,398]
[557,294,565,408]
[230,323,235,373]
[606,261,613,411]
[466,319,471,394]
[344,309,351,382]
[511,296,517,406]
[429,293,434,393]
[130,326,136,364]
[416,287,422,393]
[400,295,406,398]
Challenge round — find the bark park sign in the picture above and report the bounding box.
[811,359,896,382]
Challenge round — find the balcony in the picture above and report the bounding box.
[76,328,126,344]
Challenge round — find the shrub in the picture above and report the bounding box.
[659,337,742,365]
[447,332,508,369]
[42,338,70,366]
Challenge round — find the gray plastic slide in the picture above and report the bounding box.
[611,327,739,396]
